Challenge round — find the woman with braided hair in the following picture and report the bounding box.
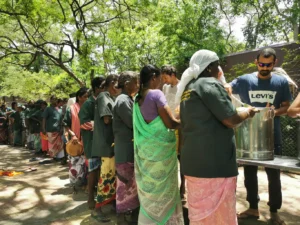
[133,65,184,225]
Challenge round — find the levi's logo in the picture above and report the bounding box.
[248,90,276,104]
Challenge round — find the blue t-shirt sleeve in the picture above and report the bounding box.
[230,77,240,95]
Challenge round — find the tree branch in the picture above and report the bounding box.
[273,0,289,20]
[85,10,128,26]
[0,9,25,16]
[57,0,67,23]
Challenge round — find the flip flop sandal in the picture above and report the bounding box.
[38,159,54,164]
[91,212,111,223]
[25,167,37,172]
[237,212,259,220]
[29,157,43,162]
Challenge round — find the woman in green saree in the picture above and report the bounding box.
[133,65,184,225]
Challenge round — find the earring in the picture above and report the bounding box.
[208,69,211,73]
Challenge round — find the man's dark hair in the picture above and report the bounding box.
[91,76,105,92]
[257,48,277,61]
[161,65,177,76]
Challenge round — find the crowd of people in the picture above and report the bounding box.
[2,47,300,225]
[0,100,49,150]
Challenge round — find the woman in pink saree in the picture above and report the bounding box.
[63,87,89,187]
[42,96,64,158]
[177,50,257,225]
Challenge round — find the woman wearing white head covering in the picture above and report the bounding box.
[178,50,257,225]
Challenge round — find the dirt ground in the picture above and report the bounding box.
[1,145,300,225]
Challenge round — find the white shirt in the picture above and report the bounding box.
[162,82,180,116]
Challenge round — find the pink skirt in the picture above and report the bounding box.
[47,132,63,157]
[186,176,238,225]
[116,162,140,213]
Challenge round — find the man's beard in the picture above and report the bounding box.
[259,70,271,76]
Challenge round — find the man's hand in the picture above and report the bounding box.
[247,107,259,118]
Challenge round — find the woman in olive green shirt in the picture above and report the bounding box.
[92,74,120,222]
[177,50,257,225]
[113,71,140,222]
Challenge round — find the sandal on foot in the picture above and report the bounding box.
[38,159,54,164]
[237,210,259,220]
[91,212,111,223]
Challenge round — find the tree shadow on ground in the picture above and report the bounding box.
[51,187,73,196]
[0,146,85,225]
[72,190,89,202]
[1,146,300,225]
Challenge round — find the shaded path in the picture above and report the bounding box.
[0,145,300,225]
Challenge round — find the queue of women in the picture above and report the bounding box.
[63,48,300,225]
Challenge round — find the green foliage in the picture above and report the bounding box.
[281,47,300,75]
[281,116,298,157]
[230,0,300,49]
[0,60,78,100]
[0,0,299,98]
[157,0,228,73]
[0,0,231,81]
[226,62,257,81]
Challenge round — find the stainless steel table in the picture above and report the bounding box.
[237,156,300,173]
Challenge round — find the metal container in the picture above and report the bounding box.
[235,107,275,160]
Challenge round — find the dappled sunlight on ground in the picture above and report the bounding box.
[236,167,300,225]
[1,145,300,225]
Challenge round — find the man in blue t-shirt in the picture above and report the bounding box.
[229,48,292,225]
